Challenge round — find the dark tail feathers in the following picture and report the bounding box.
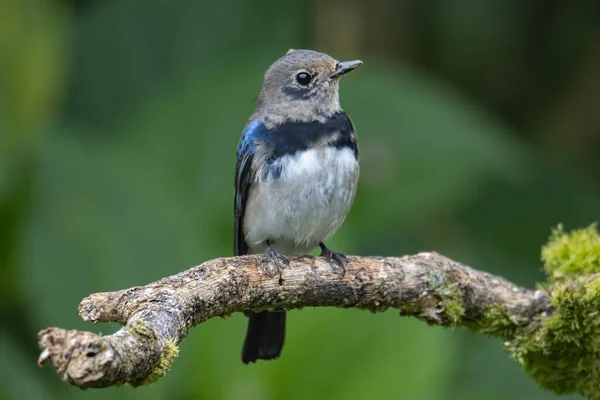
[242,310,286,364]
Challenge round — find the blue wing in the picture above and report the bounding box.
[234,120,264,256]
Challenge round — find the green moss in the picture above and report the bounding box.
[128,320,153,337]
[125,321,180,387]
[443,295,465,324]
[426,270,465,324]
[138,340,180,386]
[499,224,600,399]
[397,281,465,324]
[477,304,522,338]
[439,279,466,325]
[542,223,600,282]
[512,276,600,398]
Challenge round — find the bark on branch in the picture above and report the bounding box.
[37,252,551,388]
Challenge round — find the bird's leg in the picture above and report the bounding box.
[319,242,348,278]
[263,240,289,285]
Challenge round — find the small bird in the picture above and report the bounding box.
[234,49,361,364]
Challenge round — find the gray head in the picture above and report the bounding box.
[255,49,362,122]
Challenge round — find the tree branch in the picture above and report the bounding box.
[38,252,551,388]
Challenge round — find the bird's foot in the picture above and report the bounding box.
[263,240,289,285]
[319,242,348,278]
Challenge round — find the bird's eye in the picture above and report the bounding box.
[296,72,312,86]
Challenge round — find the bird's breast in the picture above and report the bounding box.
[244,146,359,254]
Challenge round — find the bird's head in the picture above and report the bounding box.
[256,49,362,121]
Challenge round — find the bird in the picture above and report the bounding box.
[234,49,361,364]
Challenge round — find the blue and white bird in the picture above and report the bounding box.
[234,49,362,364]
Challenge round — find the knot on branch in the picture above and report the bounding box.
[38,328,113,387]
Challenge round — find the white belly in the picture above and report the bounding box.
[244,146,359,254]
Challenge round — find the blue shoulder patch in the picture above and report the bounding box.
[237,119,263,154]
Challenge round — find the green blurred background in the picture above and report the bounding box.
[1,0,598,399]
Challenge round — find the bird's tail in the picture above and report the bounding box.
[242,309,286,364]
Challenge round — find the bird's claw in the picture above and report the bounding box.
[263,240,289,285]
[319,243,348,278]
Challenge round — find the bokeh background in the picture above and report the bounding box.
[1,0,599,399]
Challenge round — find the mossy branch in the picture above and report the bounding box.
[37,226,600,398]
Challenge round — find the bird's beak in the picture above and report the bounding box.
[331,60,363,78]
